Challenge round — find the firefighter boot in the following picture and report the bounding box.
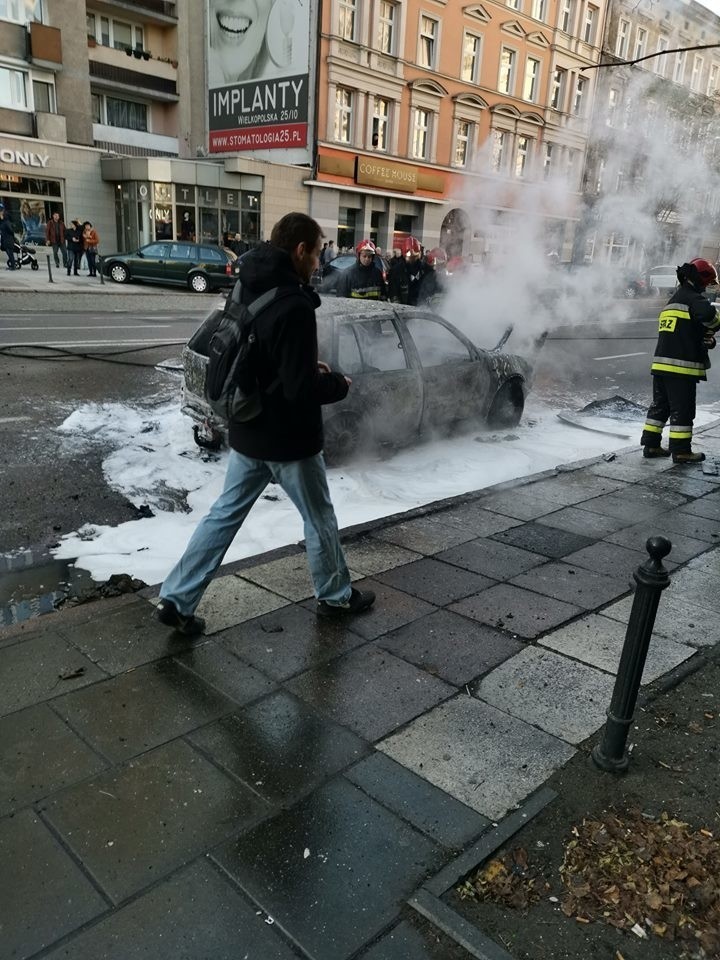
[643,446,671,459]
[672,451,706,464]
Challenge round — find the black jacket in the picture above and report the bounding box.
[228,244,349,461]
[336,260,386,300]
[0,217,15,250]
[651,284,720,381]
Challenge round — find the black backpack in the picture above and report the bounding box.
[205,281,296,423]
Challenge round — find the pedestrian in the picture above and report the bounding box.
[336,239,387,300]
[156,211,376,635]
[232,233,248,256]
[45,211,67,269]
[641,258,720,464]
[66,218,83,276]
[326,240,336,262]
[82,221,100,277]
[0,204,17,270]
[319,241,328,267]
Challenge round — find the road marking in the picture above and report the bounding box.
[0,416,31,424]
[1,325,172,331]
[592,351,647,361]
[1,339,185,348]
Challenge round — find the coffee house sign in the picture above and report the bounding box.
[0,147,50,168]
[355,157,418,193]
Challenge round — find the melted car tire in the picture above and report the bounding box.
[324,412,363,465]
[487,379,525,429]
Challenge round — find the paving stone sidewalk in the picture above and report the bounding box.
[2,430,720,960]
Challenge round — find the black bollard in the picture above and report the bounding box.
[592,536,672,772]
[98,255,104,284]
[46,254,53,283]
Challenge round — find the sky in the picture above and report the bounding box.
[50,397,719,586]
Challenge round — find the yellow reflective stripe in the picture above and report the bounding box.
[642,424,663,433]
[669,431,693,439]
[651,363,704,376]
[658,316,676,332]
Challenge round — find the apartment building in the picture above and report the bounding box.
[580,0,720,264]
[310,0,606,259]
[0,0,309,253]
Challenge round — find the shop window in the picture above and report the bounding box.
[0,66,27,109]
[241,191,261,242]
[0,0,42,25]
[32,79,55,113]
[337,206,357,252]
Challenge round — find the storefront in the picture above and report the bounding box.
[306,147,449,254]
[100,157,265,252]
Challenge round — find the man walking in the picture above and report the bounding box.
[156,212,375,635]
[45,211,67,269]
[66,218,83,276]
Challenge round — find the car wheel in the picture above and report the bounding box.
[624,284,637,298]
[324,412,363,465]
[189,272,209,293]
[487,379,525,429]
[109,262,129,284]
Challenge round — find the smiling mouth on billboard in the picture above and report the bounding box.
[217,14,252,35]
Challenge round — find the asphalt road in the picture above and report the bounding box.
[2,305,720,565]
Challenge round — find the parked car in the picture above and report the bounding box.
[181,299,536,464]
[623,273,650,298]
[642,264,678,295]
[102,241,237,293]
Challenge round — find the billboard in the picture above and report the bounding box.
[207,0,311,161]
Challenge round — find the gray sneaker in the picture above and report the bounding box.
[317,587,376,618]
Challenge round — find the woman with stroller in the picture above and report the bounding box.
[0,204,17,270]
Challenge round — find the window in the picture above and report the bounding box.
[0,0,42,24]
[94,95,148,130]
[531,0,546,21]
[491,129,508,172]
[607,87,619,125]
[87,11,144,50]
[655,36,669,76]
[0,66,27,108]
[583,5,597,44]
[334,87,353,143]
[419,16,438,69]
[550,66,566,109]
[708,63,719,97]
[673,50,685,83]
[542,141,553,177]
[506,0,521,10]
[572,76,586,115]
[338,0,356,40]
[169,243,195,259]
[355,319,408,371]
[338,325,364,376]
[566,148,578,184]
[690,55,703,92]
[462,33,481,83]
[454,120,471,167]
[616,19,630,59]
[634,27,646,60]
[32,79,54,113]
[141,243,169,258]
[405,318,473,365]
[411,107,430,159]
[515,136,530,177]
[372,97,389,150]
[499,47,516,95]
[560,0,573,33]
[377,1,396,54]
[523,57,540,101]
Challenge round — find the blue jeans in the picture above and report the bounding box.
[160,450,352,615]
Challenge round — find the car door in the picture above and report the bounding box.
[166,242,197,285]
[401,313,493,432]
[132,242,169,282]
[334,314,423,444]
[198,245,226,284]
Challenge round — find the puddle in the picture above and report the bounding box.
[0,549,98,627]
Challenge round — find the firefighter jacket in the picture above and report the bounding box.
[336,261,387,300]
[651,284,720,381]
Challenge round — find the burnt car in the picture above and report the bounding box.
[182,299,536,464]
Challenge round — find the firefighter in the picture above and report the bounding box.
[403,235,427,306]
[641,258,720,463]
[418,247,448,305]
[337,239,387,300]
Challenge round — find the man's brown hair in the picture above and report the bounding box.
[270,212,323,253]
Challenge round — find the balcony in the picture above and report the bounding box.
[0,20,26,60]
[29,22,62,69]
[0,106,33,137]
[85,0,177,25]
[89,53,178,100]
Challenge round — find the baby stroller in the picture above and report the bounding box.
[13,240,39,270]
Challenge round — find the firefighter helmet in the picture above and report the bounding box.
[402,236,422,258]
[425,247,448,268]
[689,258,718,288]
[355,239,376,256]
